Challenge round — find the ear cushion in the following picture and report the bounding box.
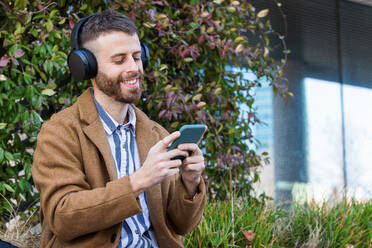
[141,42,149,69]
[68,48,97,81]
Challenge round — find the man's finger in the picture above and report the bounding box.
[163,149,189,161]
[155,131,181,150]
[162,159,183,169]
[182,163,205,172]
[183,155,204,165]
[178,143,202,155]
[162,131,181,147]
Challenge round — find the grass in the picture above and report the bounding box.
[0,195,40,248]
[184,197,372,247]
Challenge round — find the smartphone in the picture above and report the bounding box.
[168,124,207,161]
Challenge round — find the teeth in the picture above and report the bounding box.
[123,79,136,85]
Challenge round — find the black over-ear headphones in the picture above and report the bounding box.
[67,13,149,81]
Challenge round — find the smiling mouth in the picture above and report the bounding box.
[122,78,137,85]
[120,78,140,88]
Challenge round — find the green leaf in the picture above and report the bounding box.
[0,149,4,162]
[39,71,47,82]
[58,97,66,104]
[55,32,62,39]
[46,19,54,33]
[14,22,23,35]
[189,22,198,29]
[4,151,14,161]
[25,86,34,101]
[42,89,56,96]
[257,9,269,18]
[80,3,88,10]
[50,9,59,18]
[23,72,34,84]
[14,0,27,9]
[58,0,66,7]
[4,183,15,193]
[58,18,66,25]
[0,123,7,129]
[171,122,179,128]
[19,180,25,192]
[46,83,57,90]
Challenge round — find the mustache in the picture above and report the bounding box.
[118,72,143,82]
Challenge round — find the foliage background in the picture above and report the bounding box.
[0,0,287,216]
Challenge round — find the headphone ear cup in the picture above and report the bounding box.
[68,48,97,81]
[140,42,149,69]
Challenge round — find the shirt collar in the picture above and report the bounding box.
[91,88,136,135]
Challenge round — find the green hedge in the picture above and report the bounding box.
[0,0,287,214]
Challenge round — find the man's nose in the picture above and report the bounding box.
[125,57,139,73]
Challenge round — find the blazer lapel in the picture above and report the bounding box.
[83,119,118,181]
[78,89,117,181]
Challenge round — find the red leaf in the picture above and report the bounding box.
[220,49,225,57]
[242,230,255,243]
[152,1,164,6]
[223,111,229,120]
[128,10,136,21]
[14,49,25,58]
[69,16,75,30]
[179,48,190,58]
[198,35,205,45]
[158,109,166,118]
[0,56,10,67]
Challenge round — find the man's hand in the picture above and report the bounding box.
[129,131,189,195]
[178,143,205,198]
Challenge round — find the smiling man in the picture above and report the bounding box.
[32,10,206,248]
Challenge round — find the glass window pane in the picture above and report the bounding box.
[304,78,344,201]
[343,85,372,199]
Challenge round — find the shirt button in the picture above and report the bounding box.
[135,229,139,235]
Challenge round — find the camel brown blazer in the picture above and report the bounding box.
[32,89,206,248]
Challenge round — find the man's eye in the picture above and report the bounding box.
[114,59,124,64]
[134,57,141,61]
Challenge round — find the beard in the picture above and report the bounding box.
[94,71,144,104]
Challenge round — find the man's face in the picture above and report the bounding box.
[85,31,144,103]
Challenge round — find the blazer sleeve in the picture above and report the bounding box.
[32,118,142,241]
[166,174,207,235]
[154,123,207,235]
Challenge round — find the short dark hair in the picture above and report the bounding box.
[79,10,138,47]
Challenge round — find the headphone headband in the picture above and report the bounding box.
[70,14,95,50]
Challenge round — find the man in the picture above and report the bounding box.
[32,10,206,248]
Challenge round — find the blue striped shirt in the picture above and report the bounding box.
[91,90,158,248]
